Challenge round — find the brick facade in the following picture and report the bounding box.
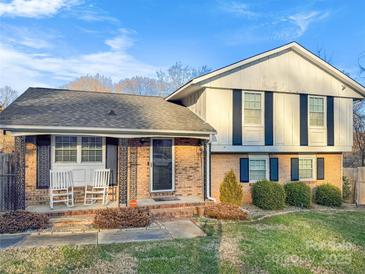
[211,153,343,204]
[24,136,204,206]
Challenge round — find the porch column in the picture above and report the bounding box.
[15,136,26,210]
[118,139,128,205]
[129,139,138,201]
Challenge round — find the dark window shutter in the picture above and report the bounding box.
[106,137,118,186]
[291,158,299,181]
[265,91,274,146]
[317,158,325,180]
[327,96,334,146]
[270,158,279,181]
[232,89,242,145]
[240,158,249,182]
[36,135,51,189]
[300,94,308,146]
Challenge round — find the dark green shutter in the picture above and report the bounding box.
[270,158,279,181]
[106,137,118,186]
[317,158,325,180]
[300,94,308,146]
[327,96,334,146]
[291,158,299,181]
[36,135,51,189]
[232,89,242,145]
[265,91,274,146]
[240,158,249,182]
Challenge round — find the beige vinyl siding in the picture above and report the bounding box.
[201,49,360,98]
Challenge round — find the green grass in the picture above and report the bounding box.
[1,211,365,273]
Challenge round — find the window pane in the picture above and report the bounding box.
[244,93,262,124]
[55,136,77,163]
[81,137,102,162]
[299,159,313,179]
[309,97,324,126]
[249,160,266,181]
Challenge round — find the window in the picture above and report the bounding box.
[299,159,313,179]
[244,92,262,124]
[55,136,77,162]
[81,137,102,162]
[309,96,325,127]
[249,159,266,181]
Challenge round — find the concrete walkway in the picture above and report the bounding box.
[0,220,205,250]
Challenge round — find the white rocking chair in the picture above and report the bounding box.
[84,169,111,205]
[49,170,74,209]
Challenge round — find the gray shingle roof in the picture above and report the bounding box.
[0,87,215,134]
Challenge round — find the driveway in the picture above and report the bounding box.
[0,219,204,249]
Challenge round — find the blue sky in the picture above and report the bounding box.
[0,0,364,91]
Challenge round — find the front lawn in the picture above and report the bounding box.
[1,210,364,273]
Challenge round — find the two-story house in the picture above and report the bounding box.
[1,42,364,209]
[167,42,365,203]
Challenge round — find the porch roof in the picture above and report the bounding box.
[0,87,215,137]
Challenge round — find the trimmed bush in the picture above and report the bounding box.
[94,207,151,229]
[284,182,312,208]
[219,170,243,206]
[0,211,49,234]
[315,184,342,207]
[252,180,286,210]
[205,204,248,220]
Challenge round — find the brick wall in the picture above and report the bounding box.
[24,139,48,206]
[211,153,343,204]
[130,138,204,200]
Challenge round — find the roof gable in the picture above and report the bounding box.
[167,42,365,100]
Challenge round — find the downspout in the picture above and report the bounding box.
[206,134,216,202]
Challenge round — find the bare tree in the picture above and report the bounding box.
[353,100,365,166]
[0,86,18,111]
[316,48,333,64]
[64,74,114,92]
[114,76,162,95]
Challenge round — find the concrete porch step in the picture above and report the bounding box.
[150,206,200,220]
[49,215,96,232]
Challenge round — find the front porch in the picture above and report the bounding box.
[18,135,207,210]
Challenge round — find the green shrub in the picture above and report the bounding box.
[315,184,342,207]
[284,182,312,208]
[252,180,286,210]
[342,176,352,201]
[205,203,248,220]
[219,170,243,206]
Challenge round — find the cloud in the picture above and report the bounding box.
[219,1,257,18]
[0,0,81,18]
[105,29,135,50]
[288,10,330,37]
[0,30,159,91]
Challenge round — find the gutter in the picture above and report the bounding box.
[206,134,216,202]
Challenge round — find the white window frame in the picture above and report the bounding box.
[51,135,105,165]
[298,155,316,181]
[308,95,326,129]
[243,91,264,126]
[150,138,175,192]
[248,154,269,183]
[81,136,103,163]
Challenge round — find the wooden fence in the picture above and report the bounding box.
[0,153,17,211]
[344,167,365,206]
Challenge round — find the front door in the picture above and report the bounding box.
[151,139,174,191]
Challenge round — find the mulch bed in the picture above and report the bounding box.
[205,204,248,220]
[94,207,151,229]
[0,211,49,234]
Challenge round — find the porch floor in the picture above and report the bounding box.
[137,196,204,207]
[26,201,119,214]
